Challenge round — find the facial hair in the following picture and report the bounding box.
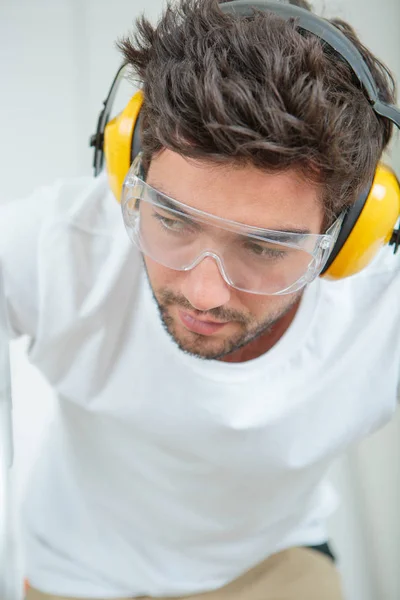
[148,284,300,361]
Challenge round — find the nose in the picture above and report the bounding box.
[181,256,231,311]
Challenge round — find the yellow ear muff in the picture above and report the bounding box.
[322,164,400,280]
[104,90,144,202]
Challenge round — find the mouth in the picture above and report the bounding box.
[178,310,230,336]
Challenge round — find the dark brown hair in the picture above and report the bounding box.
[117,0,397,223]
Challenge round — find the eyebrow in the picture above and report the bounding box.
[153,193,196,224]
[148,180,312,235]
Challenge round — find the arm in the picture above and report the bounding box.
[0,184,64,600]
[0,263,14,600]
[0,263,13,467]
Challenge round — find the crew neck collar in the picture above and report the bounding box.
[143,273,321,382]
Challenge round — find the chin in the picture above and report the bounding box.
[166,321,233,359]
[162,314,259,360]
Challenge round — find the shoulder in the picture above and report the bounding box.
[319,244,400,312]
[356,243,400,280]
[346,244,400,292]
[43,172,122,237]
[0,173,127,338]
[0,172,121,243]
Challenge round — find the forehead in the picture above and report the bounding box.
[146,150,324,232]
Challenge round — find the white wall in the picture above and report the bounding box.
[1,1,399,599]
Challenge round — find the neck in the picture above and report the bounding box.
[220,299,301,363]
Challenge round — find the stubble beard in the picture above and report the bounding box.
[150,287,299,360]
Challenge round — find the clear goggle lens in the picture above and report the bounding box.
[121,162,343,296]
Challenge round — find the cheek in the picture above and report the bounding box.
[144,256,296,319]
[237,292,296,321]
[144,256,181,289]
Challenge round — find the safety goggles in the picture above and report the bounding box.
[121,155,344,295]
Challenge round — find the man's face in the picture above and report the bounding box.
[144,150,324,360]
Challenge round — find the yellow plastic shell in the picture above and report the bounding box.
[104,90,144,202]
[323,164,400,280]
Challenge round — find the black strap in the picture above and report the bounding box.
[220,1,400,129]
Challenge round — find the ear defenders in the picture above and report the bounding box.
[90,0,400,281]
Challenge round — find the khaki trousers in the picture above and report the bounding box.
[25,547,344,600]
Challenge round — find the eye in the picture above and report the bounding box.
[152,211,197,234]
[244,241,287,260]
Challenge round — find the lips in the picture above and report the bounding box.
[178,310,229,336]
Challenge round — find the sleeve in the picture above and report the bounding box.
[0,182,64,341]
[0,265,13,468]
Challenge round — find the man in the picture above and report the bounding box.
[1,0,399,598]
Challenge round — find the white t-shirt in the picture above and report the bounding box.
[1,174,399,598]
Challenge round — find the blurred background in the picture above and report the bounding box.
[0,0,399,599]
